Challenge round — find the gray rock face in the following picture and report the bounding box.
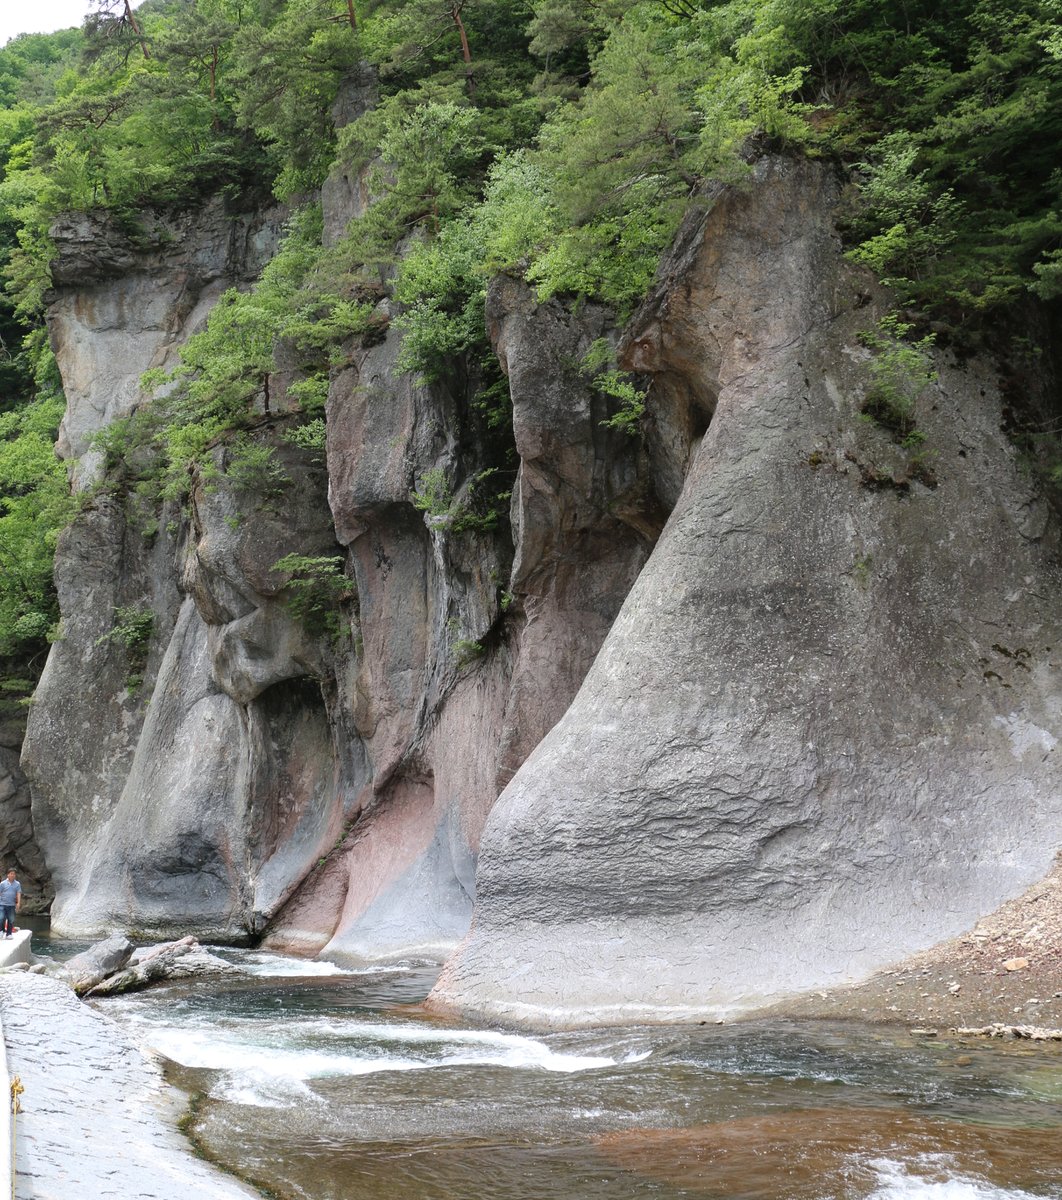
[61,934,134,994]
[27,169,656,957]
[48,202,285,487]
[34,141,1059,1004]
[24,203,366,941]
[0,727,49,911]
[264,258,656,964]
[429,157,1062,1026]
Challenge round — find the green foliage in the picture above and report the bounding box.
[96,603,154,652]
[845,134,963,297]
[218,436,287,497]
[409,467,453,516]
[410,465,511,533]
[581,339,647,436]
[446,612,487,666]
[271,553,352,641]
[283,417,328,452]
[450,468,512,533]
[596,370,647,435]
[859,314,937,440]
[0,0,1059,719]
[95,602,155,692]
[230,0,360,198]
[133,205,363,501]
[0,387,72,663]
[451,637,484,668]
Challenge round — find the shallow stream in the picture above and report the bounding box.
[35,944,1051,1200]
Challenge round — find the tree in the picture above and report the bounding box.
[86,0,152,61]
[231,0,360,195]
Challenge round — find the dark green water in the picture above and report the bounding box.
[83,949,1062,1200]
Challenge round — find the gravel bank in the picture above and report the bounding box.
[0,974,257,1199]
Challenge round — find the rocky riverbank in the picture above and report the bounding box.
[0,974,255,1199]
[757,855,1062,1034]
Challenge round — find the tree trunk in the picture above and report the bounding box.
[450,3,475,96]
[123,0,151,59]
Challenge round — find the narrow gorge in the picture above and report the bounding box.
[7,144,1058,1027]
[0,0,1059,1078]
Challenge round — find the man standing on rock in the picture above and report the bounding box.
[0,868,21,937]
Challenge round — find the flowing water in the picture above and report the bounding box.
[64,947,1062,1200]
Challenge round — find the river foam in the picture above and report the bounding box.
[208,948,411,978]
[141,1014,649,1106]
[867,1158,1052,1200]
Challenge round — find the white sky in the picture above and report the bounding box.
[1,1,144,47]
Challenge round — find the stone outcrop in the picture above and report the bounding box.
[17,142,1062,1017]
[429,157,1062,1026]
[86,935,238,995]
[21,141,659,954]
[21,201,371,941]
[0,716,49,911]
[48,202,284,485]
[60,933,134,994]
[263,263,656,964]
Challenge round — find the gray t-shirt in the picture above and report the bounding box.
[0,880,21,906]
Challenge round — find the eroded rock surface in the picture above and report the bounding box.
[48,202,284,485]
[24,160,657,956]
[265,267,656,964]
[430,157,1062,1026]
[60,933,134,994]
[22,147,1061,1007]
[0,717,49,910]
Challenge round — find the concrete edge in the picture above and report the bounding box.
[0,1001,10,1200]
[0,932,34,1199]
[0,933,31,972]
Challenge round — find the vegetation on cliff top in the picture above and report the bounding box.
[0,0,1060,686]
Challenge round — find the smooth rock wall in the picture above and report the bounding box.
[429,157,1062,1025]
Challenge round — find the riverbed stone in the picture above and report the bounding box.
[61,934,134,994]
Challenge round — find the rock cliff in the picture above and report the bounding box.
[20,170,658,951]
[15,152,1062,1020]
[429,157,1062,1025]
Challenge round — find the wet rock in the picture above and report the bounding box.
[61,934,134,994]
[88,936,236,996]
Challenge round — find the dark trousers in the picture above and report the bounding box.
[1,906,15,935]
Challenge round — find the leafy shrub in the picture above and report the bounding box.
[859,314,936,440]
[271,553,353,641]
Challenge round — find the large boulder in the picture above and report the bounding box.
[60,933,134,994]
[87,936,238,996]
[429,156,1062,1026]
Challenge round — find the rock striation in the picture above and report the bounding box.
[429,157,1062,1025]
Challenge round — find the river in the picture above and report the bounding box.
[35,938,1062,1200]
